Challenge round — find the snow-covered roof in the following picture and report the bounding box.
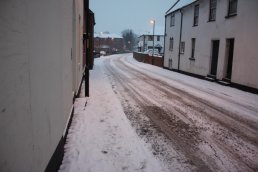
[94,32,123,39]
[166,0,197,15]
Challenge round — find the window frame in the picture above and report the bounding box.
[169,37,174,51]
[190,38,196,60]
[180,41,185,54]
[149,35,153,41]
[227,0,238,18]
[193,4,199,26]
[209,0,217,21]
[170,13,175,27]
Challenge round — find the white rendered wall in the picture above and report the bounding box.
[0,0,84,171]
[164,0,258,88]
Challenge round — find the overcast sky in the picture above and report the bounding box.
[90,0,177,35]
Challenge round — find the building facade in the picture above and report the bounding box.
[94,32,124,55]
[138,34,164,53]
[164,0,258,91]
[0,0,94,171]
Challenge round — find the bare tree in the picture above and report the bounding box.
[121,29,137,51]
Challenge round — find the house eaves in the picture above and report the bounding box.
[165,0,198,17]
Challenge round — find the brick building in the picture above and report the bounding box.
[94,32,124,55]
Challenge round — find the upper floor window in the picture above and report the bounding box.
[209,0,217,21]
[149,35,153,41]
[193,5,199,26]
[228,0,238,16]
[180,42,185,54]
[169,37,173,51]
[157,36,160,41]
[170,13,175,27]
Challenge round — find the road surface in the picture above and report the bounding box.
[103,54,258,172]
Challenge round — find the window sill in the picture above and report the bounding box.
[192,25,198,27]
[189,57,195,61]
[225,14,237,19]
[207,19,215,22]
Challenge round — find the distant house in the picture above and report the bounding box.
[138,28,164,53]
[94,32,124,55]
[164,0,258,92]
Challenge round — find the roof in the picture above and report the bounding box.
[166,0,197,15]
[94,32,123,39]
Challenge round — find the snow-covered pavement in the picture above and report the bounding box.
[60,53,258,172]
[59,55,169,172]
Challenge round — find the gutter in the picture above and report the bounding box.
[165,0,198,17]
[178,9,183,71]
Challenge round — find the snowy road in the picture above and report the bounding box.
[60,54,258,172]
[104,54,258,171]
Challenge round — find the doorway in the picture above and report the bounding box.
[210,40,220,76]
[225,39,235,80]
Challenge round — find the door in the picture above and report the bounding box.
[210,40,220,76]
[225,39,234,79]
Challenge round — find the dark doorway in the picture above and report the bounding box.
[225,39,235,79]
[210,40,220,76]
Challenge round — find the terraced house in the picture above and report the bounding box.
[164,0,258,92]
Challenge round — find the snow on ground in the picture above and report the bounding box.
[124,54,258,121]
[59,53,258,172]
[59,57,169,172]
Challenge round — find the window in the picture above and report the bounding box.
[228,0,238,16]
[149,35,153,41]
[191,38,196,59]
[169,37,173,51]
[170,13,175,26]
[209,0,217,21]
[180,42,185,54]
[193,5,199,26]
[157,36,160,41]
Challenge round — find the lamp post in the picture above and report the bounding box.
[150,20,155,56]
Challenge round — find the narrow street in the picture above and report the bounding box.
[104,54,258,171]
[61,54,258,172]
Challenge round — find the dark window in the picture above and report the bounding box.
[149,35,153,41]
[191,38,196,59]
[193,5,199,26]
[170,13,175,26]
[169,37,173,51]
[157,36,160,41]
[228,0,238,16]
[209,0,217,21]
[180,42,185,54]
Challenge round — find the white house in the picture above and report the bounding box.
[138,27,164,53]
[164,0,258,92]
[0,0,94,171]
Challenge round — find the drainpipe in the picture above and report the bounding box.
[84,0,89,97]
[163,15,167,68]
[143,35,145,52]
[178,9,183,71]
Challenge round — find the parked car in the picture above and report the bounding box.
[144,49,160,56]
[100,50,106,56]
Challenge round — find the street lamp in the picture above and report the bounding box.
[150,20,155,57]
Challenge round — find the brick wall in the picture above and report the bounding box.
[133,52,163,67]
